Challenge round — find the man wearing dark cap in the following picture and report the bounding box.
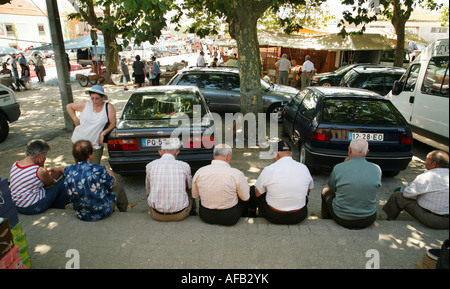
[251,141,314,224]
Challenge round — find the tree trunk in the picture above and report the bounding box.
[102,31,119,84]
[99,5,118,84]
[391,0,409,68]
[228,1,270,116]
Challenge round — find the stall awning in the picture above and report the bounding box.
[31,34,105,52]
[215,30,395,51]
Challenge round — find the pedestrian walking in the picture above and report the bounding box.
[120,57,130,90]
[35,54,46,84]
[132,55,146,88]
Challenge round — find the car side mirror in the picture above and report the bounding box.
[392,80,403,95]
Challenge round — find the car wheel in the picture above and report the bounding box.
[0,113,9,143]
[320,80,332,87]
[267,104,284,123]
[78,75,89,87]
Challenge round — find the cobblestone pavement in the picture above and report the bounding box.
[2,83,448,273]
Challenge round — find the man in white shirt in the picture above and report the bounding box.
[8,55,19,88]
[301,55,315,89]
[251,141,314,224]
[275,54,291,85]
[146,139,193,222]
[196,51,206,67]
[383,150,449,229]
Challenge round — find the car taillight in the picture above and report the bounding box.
[107,139,139,151]
[400,133,413,144]
[312,132,331,141]
[184,136,215,148]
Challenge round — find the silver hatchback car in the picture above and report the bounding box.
[167,67,299,122]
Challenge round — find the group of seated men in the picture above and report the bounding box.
[8,138,449,230]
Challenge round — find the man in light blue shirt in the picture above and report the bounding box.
[321,139,381,229]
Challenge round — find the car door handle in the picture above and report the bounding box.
[409,96,415,104]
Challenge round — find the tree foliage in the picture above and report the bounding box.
[68,0,172,81]
[259,1,334,32]
[171,0,325,116]
[338,0,443,67]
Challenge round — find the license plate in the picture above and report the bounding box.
[142,138,168,147]
[349,133,384,141]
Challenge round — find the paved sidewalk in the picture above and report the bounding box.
[18,209,448,269]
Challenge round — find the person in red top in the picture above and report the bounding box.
[9,139,67,215]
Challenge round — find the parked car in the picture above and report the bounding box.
[0,83,21,143]
[107,86,214,175]
[340,66,406,96]
[379,49,411,68]
[168,44,186,55]
[25,50,48,65]
[149,46,171,58]
[282,87,413,176]
[311,63,382,87]
[168,67,300,122]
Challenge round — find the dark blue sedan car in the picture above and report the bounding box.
[282,87,413,176]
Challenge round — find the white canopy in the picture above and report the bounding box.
[216,30,395,51]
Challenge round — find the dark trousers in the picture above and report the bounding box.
[151,73,160,86]
[199,199,249,226]
[249,186,308,225]
[16,178,67,215]
[321,189,376,229]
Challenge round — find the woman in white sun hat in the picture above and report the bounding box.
[66,85,117,165]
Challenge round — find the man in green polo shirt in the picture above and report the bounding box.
[321,139,382,229]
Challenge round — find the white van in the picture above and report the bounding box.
[389,39,449,152]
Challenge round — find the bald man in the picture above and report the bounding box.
[321,139,382,229]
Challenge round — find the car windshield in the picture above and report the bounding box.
[121,91,208,120]
[334,64,353,73]
[321,98,406,125]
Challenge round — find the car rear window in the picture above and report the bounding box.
[121,91,208,120]
[321,98,406,125]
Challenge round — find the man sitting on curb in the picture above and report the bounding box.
[383,150,449,229]
[146,139,194,222]
[192,144,250,226]
[250,141,314,224]
[10,139,67,215]
[321,139,381,229]
[64,140,128,221]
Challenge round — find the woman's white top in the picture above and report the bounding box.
[71,100,108,149]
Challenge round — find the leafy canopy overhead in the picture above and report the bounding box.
[171,0,326,38]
